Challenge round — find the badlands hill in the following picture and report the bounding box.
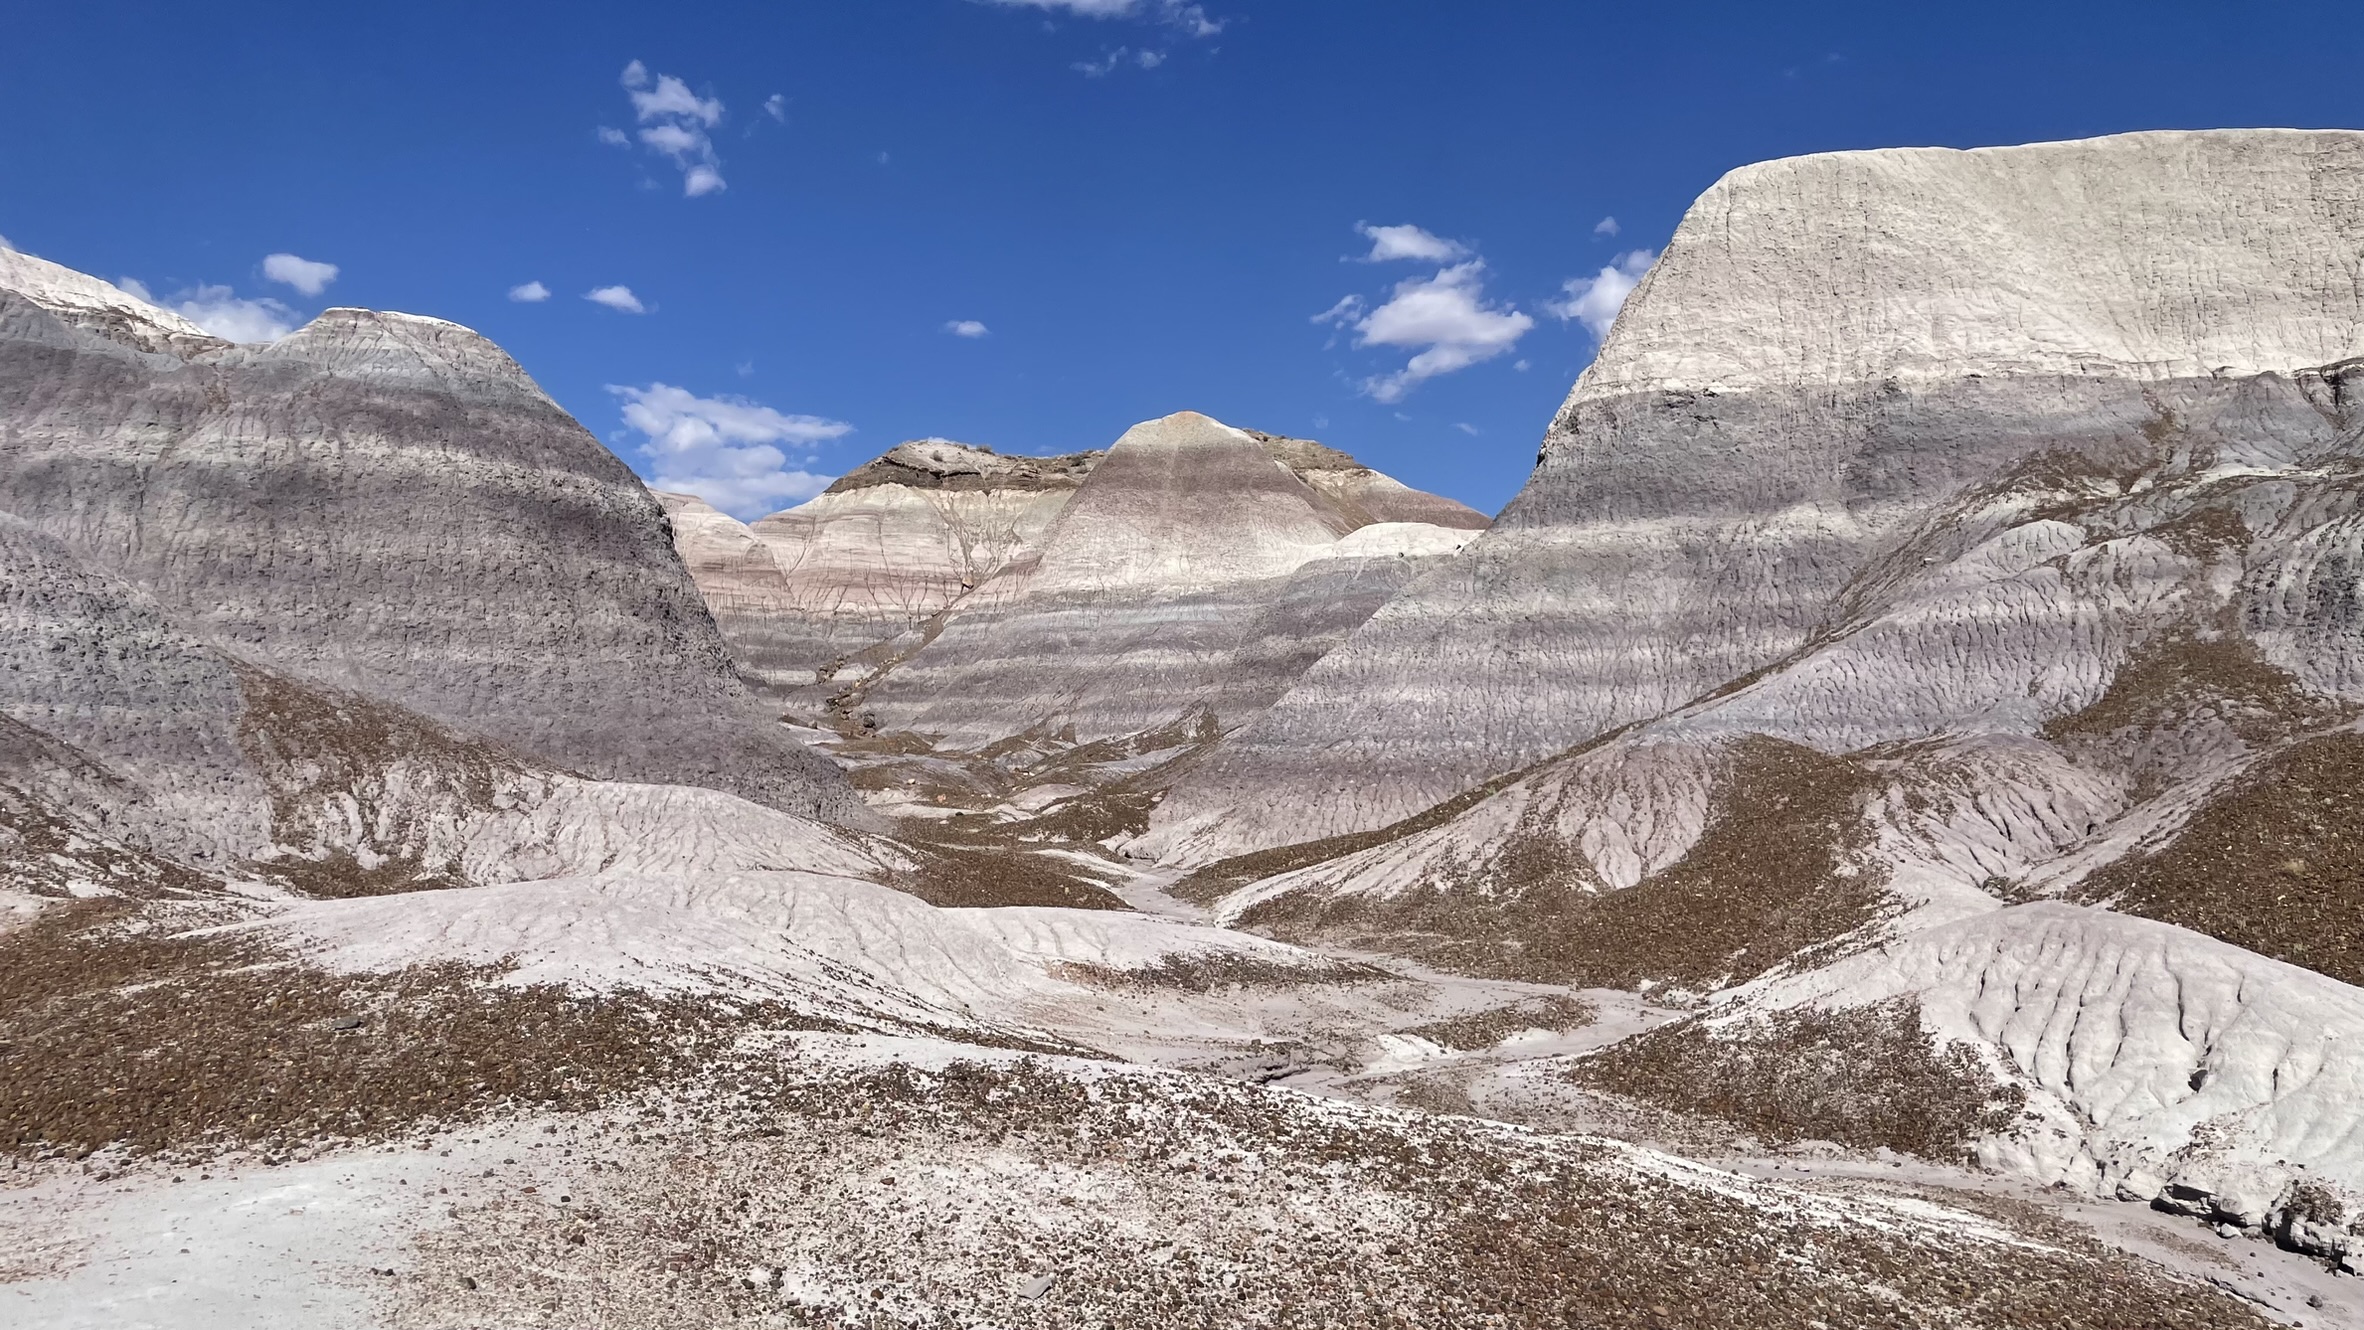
[1155,127,2364,860]
[8,130,2364,1330]
[859,412,1489,750]
[0,245,871,893]
[1126,128,2364,1244]
[659,426,1485,711]
[656,439,1100,691]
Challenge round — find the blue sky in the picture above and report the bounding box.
[4,2,2357,517]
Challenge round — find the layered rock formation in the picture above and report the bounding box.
[0,251,860,828]
[657,440,1098,689]
[1152,128,2364,1233]
[1151,128,2364,863]
[659,431,1488,706]
[0,247,886,896]
[857,413,1487,748]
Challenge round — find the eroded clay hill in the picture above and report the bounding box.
[1150,127,2364,865]
[661,424,1486,718]
[1145,128,2364,1244]
[656,439,1102,692]
[857,412,1487,749]
[0,245,874,894]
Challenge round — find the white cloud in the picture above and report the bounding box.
[980,0,1222,36]
[1310,294,1365,325]
[1547,248,1656,339]
[1593,216,1620,237]
[944,319,991,338]
[1354,222,1468,264]
[609,382,851,520]
[0,233,14,251]
[1324,261,1534,403]
[117,276,155,303]
[1072,47,1130,76]
[624,67,722,126]
[613,61,726,198]
[1136,49,1165,68]
[260,252,339,297]
[764,94,787,121]
[1455,422,1480,436]
[585,285,646,314]
[597,126,631,147]
[170,284,300,343]
[638,123,703,157]
[508,281,552,303]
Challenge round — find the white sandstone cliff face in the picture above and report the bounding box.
[854,412,1485,749]
[1155,128,2364,864]
[0,271,863,827]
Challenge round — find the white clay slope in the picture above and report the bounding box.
[1583,128,2364,397]
[230,869,1351,1038]
[0,244,213,342]
[1724,904,2364,1250]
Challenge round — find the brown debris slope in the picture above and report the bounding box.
[372,1052,2269,1330]
[0,894,2271,1329]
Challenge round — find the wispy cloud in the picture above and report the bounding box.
[260,252,338,297]
[944,319,991,338]
[1547,248,1656,339]
[508,281,552,303]
[1593,216,1620,238]
[1072,45,1169,75]
[609,382,851,519]
[1317,240,1534,403]
[1309,294,1364,327]
[161,283,300,343]
[614,61,727,197]
[763,94,786,122]
[585,285,646,314]
[979,0,1222,36]
[1353,222,1468,264]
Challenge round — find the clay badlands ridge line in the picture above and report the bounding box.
[2,126,2363,1329]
